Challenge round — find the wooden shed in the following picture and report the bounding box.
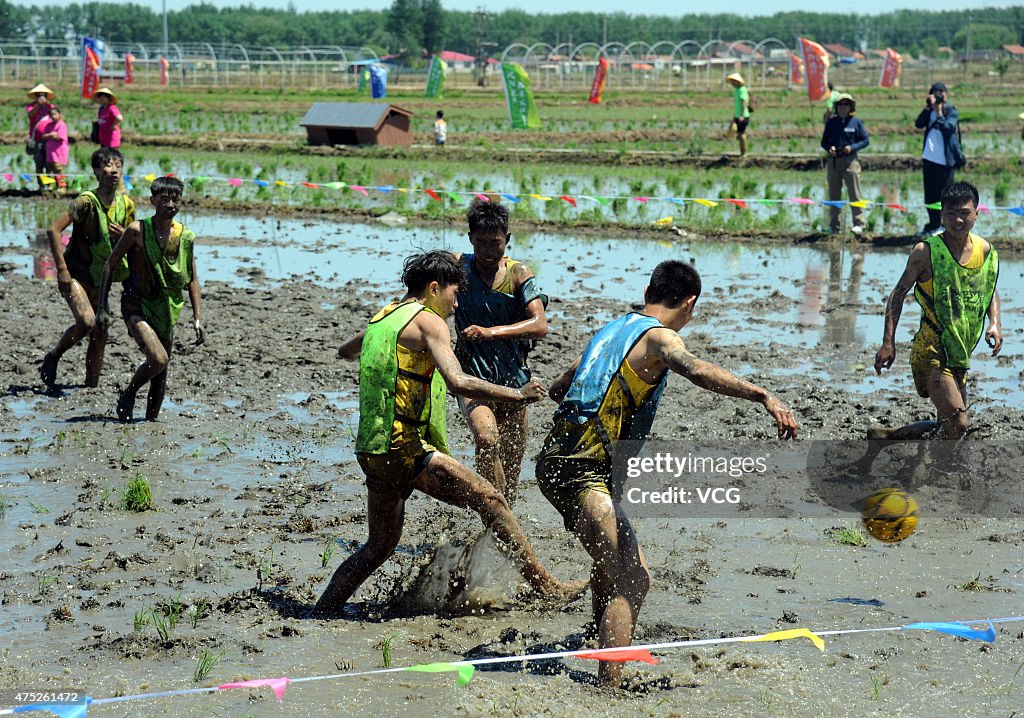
[299,102,414,146]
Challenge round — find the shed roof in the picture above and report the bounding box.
[299,102,412,130]
[1003,44,1024,56]
[823,43,855,57]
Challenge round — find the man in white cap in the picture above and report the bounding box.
[820,93,870,234]
[726,72,750,156]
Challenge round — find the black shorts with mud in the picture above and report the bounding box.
[537,456,613,532]
[357,446,435,499]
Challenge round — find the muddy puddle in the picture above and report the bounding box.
[1,207,1022,717]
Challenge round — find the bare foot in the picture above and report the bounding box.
[866,426,894,440]
[533,577,590,607]
[39,353,58,388]
[116,390,135,423]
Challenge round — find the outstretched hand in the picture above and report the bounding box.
[519,381,545,404]
[763,395,798,440]
[985,324,1002,356]
[874,343,895,374]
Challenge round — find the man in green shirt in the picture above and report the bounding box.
[726,72,750,156]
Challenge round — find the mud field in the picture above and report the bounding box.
[1,216,1022,717]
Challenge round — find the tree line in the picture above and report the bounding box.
[1,1,1021,63]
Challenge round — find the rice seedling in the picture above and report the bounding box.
[193,648,225,683]
[188,598,211,628]
[319,541,336,569]
[38,575,59,596]
[380,634,396,668]
[133,608,149,632]
[0,491,7,520]
[121,473,154,512]
[831,523,868,547]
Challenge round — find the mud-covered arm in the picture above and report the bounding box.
[337,330,366,361]
[875,242,928,373]
[986,289,1002,356]
[47,211,74,279]
[188,249,205,344]
[424,313,542,404]
[461,266,549,341]
[549,354,582,404]
[653,329,798,439]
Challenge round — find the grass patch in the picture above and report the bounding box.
[121,473,154,512]
[830,523,868,547]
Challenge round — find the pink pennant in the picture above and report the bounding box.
[634,196,650,204]
[348,185,368,195]
[576,648,659,664]
[725,198,748,209]
[425,188,442,202]
[978,203,991,215]
[3,173,13,182]
[218,677,291,703]
[787,198,815,204]
[228,178,243,187]
[474,193,491,202]
[559,195,577,207]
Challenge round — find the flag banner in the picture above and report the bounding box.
[81,37,103,99]
[159,55,170,86]
[124,52,135,84]
[878,47,903,88]
[358,67,370,93]
[789,52,804,85]
[500,62,541,129]
[799,37,830,102]
[589,57,610,104]
[370,64,387,99]
[424,55,448,98]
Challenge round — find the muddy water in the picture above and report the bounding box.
[1,210,1022,717]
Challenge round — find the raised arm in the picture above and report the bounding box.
[422,313,542,404]
[652,329,798,439]
[986,289,1002,356]
[96,221,142,329]
[875,242,929,374]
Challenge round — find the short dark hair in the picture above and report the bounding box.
[436,110,444,118]
[91,147,123,170]
[151,176,184,196]
[941,181,979,210]
[402,250,465,294]
[466,199,509,235]
[646,260,701,306]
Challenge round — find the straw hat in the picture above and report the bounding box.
[726,72,745,86]
[28,83,55,100]
[92,87,118,104]
[834,93,856,111]
[1019,111,1024,121]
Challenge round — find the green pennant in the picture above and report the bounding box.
[406,662,475,686]
[592,197,610,206]
[925,202,942,210]
[445,191,462,203]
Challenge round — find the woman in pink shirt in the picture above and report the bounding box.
[26,83,55,189]
[38,106,69,195]
[93,86,123,148]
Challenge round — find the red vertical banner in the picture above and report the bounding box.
[589,57,609,104]
[799,38,830,102]
[878,47,903,88]
[82,46,101,99]
[159,55,170,86]
[789,53,805,85]
[125,53,135,84]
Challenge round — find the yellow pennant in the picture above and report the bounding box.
[39,174,55,185]
[850,200,869,208]
[692,199,718,208]
[653,216,674,227]
[528,193,552,201]
[143,173,156,182]
[275,180,288,187]
[740,628,826,652]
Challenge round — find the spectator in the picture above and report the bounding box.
[726,72,749,156]
[93,87,123,149]
[27,83,55,191]
[434,110,447,146]
[914,82,963,236]
[38,106,70,196]
[820,93,869,235]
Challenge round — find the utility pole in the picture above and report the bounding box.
[963,14,972,81]
[162,0,169,55]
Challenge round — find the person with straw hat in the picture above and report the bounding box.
[93,87,123,149]
[26,83,55,190]
[726,72,750,156]
[820,93,870,235]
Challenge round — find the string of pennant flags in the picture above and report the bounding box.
[9,171,1024,221]
[3,615,1020,717]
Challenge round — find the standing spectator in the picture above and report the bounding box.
[433,110,447,146]
[820,93,869,235]
[93,87,123,149]
[726,72,749,156]
[27,83,55,191]
[38,106,70,196]
[914,82,963,236]
[822,82,841,123]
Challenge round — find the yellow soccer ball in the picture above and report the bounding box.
[861,488,918,543]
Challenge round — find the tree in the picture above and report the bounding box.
[419,0,445,55]
[387,0,421,56]
[952,23,1014,52]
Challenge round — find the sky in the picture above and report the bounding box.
[13,0,1015,15]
